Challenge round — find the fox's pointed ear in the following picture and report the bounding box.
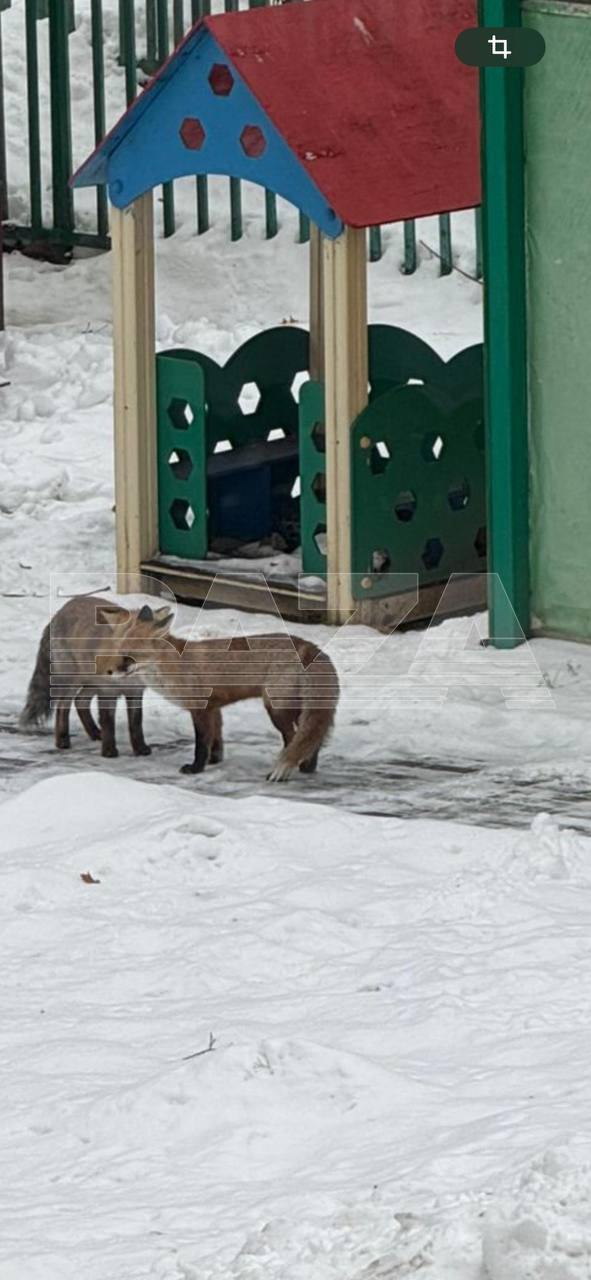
[153,606,173,628]
[96,605,125,630]
[137,604,153,623]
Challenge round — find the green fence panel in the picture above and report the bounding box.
[218,326,308,449]
[156,329,309,557]
[36,0,75,31]
[474,206,483,280]
[146,0,157,69]
[0,7,8,223]
[91,0,108,240]
[299,380,326,578]
[25,0,42,235]
[173,0,184,46]
[438,212,452,276]
[402,220,417,274]
[48,0,74,238]
[119,0,136,103]
[369,225,382,263]
[155,327,484,583]
[156,352,208,559]
[351,377,485,601]
[156,0,175,236]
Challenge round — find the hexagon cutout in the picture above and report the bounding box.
[421,432,445,463]
[213,438,233,454]
[474,526,487,559]
[311,420,326,454]
[238,381,262,415]
[180,117,206,151]
[240,124,266,158]
[168,448,193,481]
[313,523,327,557]
[394,490,417,523]
[267,427,286,442]
[168,398,195,430]
[291,371,310,404]
[291,476,301,499]
[422,537,444,570]
[311,472,326,504]
[208,63,234,96]
[372,549,391,573]
[448,478,470,512]
[370,440,391,476]
[170,498,196,531]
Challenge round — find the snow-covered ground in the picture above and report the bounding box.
[3,3,591,1278]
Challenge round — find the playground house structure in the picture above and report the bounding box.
[72,0,487,631]
[73,0,589,646]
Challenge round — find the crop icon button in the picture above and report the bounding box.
[456,27,546,68]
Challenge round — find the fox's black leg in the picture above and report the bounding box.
[125,690,151,756]
[181,710,213,775]
[75,689,101,741]
[299,749,319,774]
[98,695,118,759]
[55,697,72,749]
[209,708,224,765]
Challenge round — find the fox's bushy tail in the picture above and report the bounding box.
[267,644,339,781]
[19,623,51,727]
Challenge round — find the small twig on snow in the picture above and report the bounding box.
[418,239,483,286]
[182,1032,216,1062]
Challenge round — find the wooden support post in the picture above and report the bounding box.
[322,226,368,623]
[111,192,158,582]
[309,222,323,382]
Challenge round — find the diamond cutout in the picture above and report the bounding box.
[313,524,327,557]
[170,498,196,531]
[370,440,391,476]
[168,398,195,430]
[168,448,193,481]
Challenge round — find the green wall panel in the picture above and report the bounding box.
[156,353,207,559]
[525,1,591,636]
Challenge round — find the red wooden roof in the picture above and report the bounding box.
[205,0,481,227]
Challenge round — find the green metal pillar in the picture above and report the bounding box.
[48,0,74,240]
[479,0,529,647]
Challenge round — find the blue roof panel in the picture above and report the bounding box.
[71,25,343,239]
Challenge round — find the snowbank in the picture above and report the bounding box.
[3,773,591,1276]
[484,1147,591,1280]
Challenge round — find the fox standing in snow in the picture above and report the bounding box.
[95,604,339,781]
[19,595,153,758]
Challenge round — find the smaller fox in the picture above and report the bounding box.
[19,595,155,758]
[96,604,339,781]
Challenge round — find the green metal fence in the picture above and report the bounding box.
[0,0,482,276]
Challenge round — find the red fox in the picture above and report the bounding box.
[19,595,153,758]
[95,604,339,781]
